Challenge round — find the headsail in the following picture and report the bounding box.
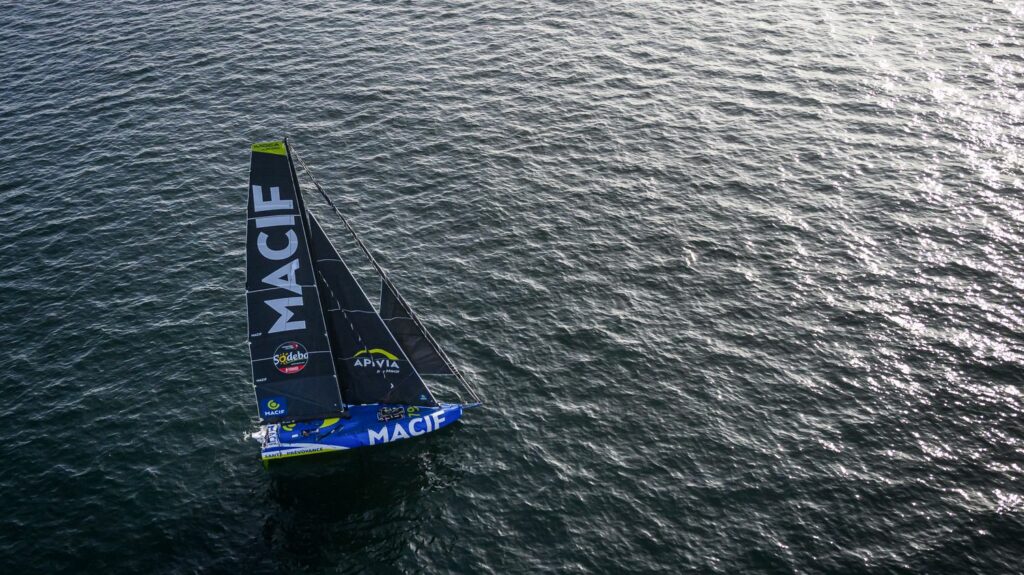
[306,213,438,407]
[379,282,454,376]
[246,141,345,423]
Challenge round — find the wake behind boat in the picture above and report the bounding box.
[245,140,480,462]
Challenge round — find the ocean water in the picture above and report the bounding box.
[1,1,1022,573]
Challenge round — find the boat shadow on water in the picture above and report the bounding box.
[249,422,466,571]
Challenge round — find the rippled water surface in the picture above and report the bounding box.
[2,1,1023,573]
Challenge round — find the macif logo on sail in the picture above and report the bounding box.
[251,183,306,335]
[262,396,287,417]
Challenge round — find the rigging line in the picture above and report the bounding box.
[291,146,482,405]
[380,277,482,404]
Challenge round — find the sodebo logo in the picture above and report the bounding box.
[273,341,309,374]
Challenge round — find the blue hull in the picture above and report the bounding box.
[257,403,463,461]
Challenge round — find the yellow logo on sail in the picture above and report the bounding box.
[354,348,399,360]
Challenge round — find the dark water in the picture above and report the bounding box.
[2,1,1022,573]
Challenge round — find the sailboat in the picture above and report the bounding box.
[245,140,481,462]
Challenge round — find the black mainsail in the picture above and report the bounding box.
[246,142,345,423]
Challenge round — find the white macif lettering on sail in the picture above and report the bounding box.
[266,297,306,333]
[263,260,302,295]
[252,185,293,212]
[254,214,296,229]
[258,229,298,260]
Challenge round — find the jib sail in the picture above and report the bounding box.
[246,141,345,424]
[306,213,438,407]
[379,282,454,376]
